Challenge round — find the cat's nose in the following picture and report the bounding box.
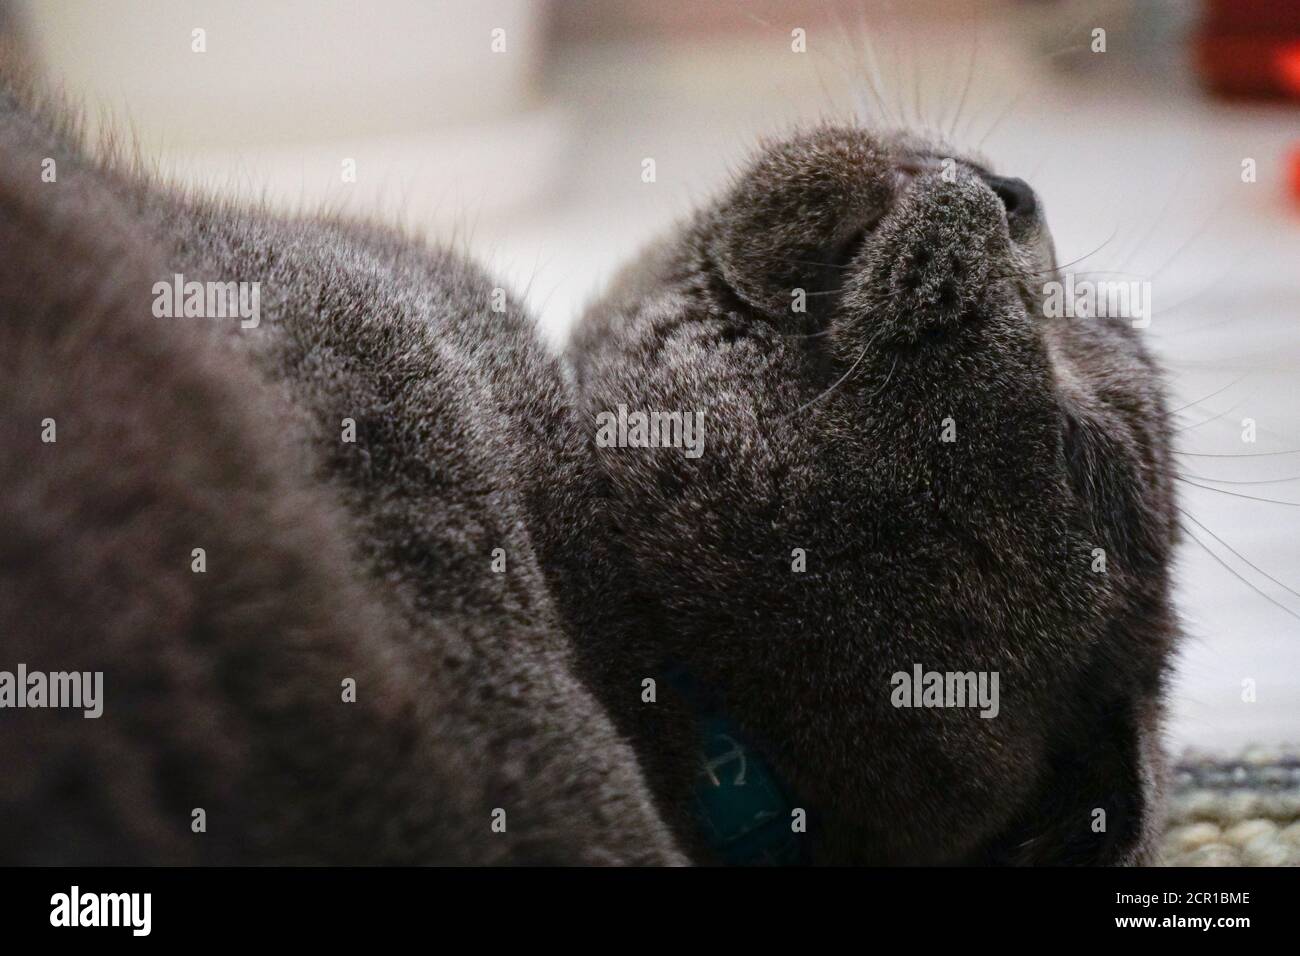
[981,174,1037,220]
[835,171,1013,347]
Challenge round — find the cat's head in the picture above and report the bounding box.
[570,125,1178,864]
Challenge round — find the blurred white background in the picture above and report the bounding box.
[13,0,1299,755]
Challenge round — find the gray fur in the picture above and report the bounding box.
[569,127,1179,864]
[0,60,1177,864]
[0,73,683,865]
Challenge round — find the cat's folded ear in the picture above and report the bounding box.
[704,128,895,319]
[977,694,1165,865]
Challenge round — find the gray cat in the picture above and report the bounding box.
[0,65,1176,863]
[568,126,1178,865]
[0,72,682,865]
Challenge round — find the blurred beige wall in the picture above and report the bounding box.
[21,0,550,148]
[549,0,996,41]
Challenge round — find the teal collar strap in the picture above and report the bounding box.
[665,665,808,866]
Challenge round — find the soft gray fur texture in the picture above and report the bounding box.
[569,127,1178,864]
[0,66,1177,863]
[0,72,683,865]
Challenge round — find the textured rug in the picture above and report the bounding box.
[1159,748,1300,866]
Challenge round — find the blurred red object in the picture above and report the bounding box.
[1197,0,1300,99]
[1279,41,1300,92]
[1203,0,1300,33]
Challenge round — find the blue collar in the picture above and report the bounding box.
[666,666,808,865]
